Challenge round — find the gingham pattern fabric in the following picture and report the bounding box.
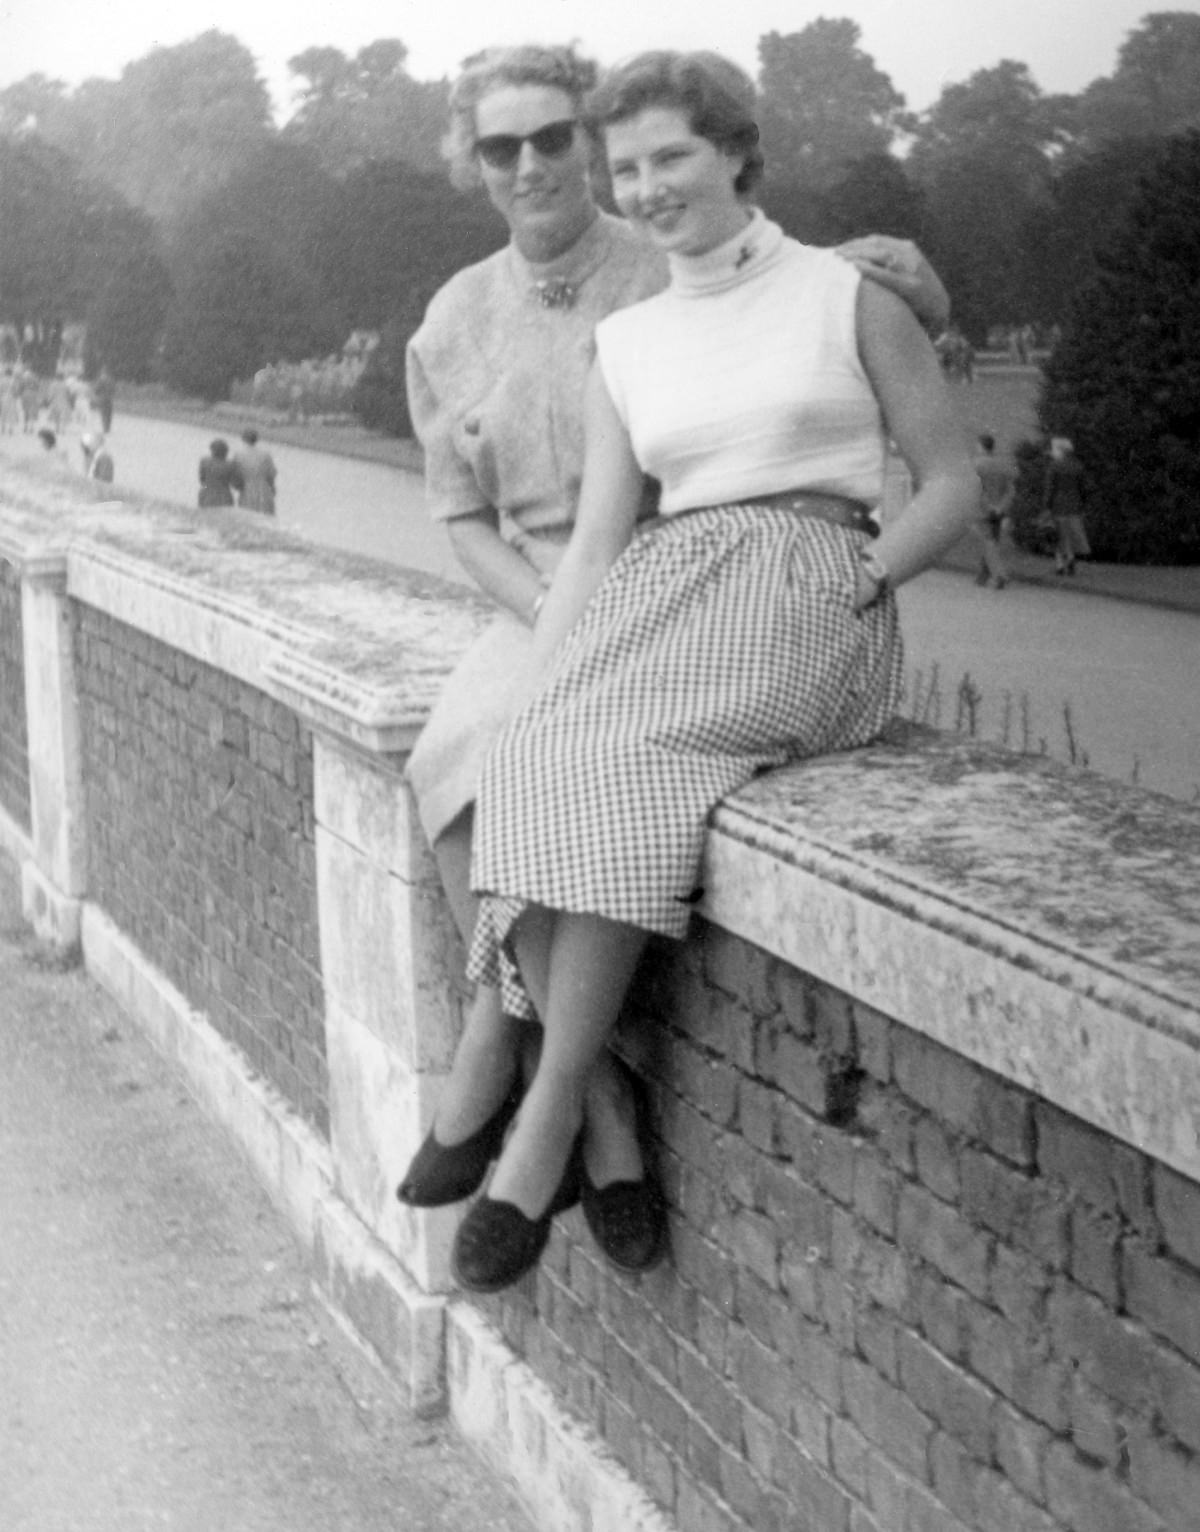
[468,504,904,1018]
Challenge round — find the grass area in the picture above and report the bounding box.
[954,364,1042,454]
[116,383,424,473]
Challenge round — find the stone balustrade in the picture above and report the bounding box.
[2,455,1198,1532]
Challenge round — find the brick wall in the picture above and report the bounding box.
[0,559,30,833]
[478,922,1198,1532]
[73,604,328,1136]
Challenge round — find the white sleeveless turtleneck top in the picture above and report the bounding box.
[595,211,887,514]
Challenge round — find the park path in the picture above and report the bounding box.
[0,856,532,1532]
[2,414,1197,802]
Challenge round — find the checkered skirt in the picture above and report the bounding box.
[468,504,903,1018]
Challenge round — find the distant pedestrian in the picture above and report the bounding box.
[71,380,94,432]
[197,439,243,508]
[82,431,114,483]
[36,427,67,463]
[18,371,41,433]
[232,428,277,515]
[936,325,974,384]
[47,375,72,433]
[1044,437,1091,577]
[0,371,20,434]
[972,433,1014,590]
[93,368,116,434]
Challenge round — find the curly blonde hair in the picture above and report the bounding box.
[443,44,600,191]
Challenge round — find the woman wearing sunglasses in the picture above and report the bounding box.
[399,44,951,1275]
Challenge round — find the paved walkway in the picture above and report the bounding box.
[118,395,1200,619]
[0,851,530,1532]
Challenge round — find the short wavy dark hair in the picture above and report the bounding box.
[442,44,600,191]
[587,51,764,196]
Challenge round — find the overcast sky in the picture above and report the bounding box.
[1,0,1195,119]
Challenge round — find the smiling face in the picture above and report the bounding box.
[605,105,751,259]
[474,83,597,261]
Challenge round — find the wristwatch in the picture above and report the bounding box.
[858,546,891,605]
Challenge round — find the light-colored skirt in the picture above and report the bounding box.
[405,613,534,845]
[1055,514,1091,558]
[405,523,569,845]
[468,504,904,1018]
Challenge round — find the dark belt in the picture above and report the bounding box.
[652,488,878,538]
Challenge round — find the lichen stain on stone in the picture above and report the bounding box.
[725,729,1200,1006]
[2,462,495,698]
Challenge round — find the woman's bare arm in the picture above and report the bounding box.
[854,281,978,608]
[446,509,548,624]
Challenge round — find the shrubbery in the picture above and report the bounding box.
[1038,131,1200,564]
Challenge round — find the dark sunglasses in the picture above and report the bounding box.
[474,118,578,170]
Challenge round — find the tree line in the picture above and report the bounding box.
[2,15,1199,559]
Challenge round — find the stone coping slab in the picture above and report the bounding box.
[6,461,1199,1179]
[0,459,490,750]
[704,728,1200,1181]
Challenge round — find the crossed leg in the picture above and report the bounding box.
[486,906,649,1219]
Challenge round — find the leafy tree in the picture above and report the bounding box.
[83,234,173,382]
[0,73,69,136]
[907,62,1067,337]
[329,162,502,434]
[282,39,447,175]
[817,153,928,243]
[1075,11,1200,148]
[757,22,907,196]
[160,233,341,401]
[0,134,169,376]
[328,159,501,326]
[22,32,275,229]
[1019,136,1165,325]
[0,136,91,354]
[170,139,347,316]
[762,151,926,247]
[1039,131,1200,563]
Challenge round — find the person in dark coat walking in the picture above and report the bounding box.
[1044,437,1090,577]
[197,439,243,508]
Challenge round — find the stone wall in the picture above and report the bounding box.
[0,558,30,832]
[74,605,326,1134]
[478,928,1200,1532]
[2,458,1197,1532]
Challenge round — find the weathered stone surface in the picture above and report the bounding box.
[713,728,1200,1014]
[703,728,1200,1183]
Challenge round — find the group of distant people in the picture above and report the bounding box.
[8,364,118,485]
[0,365,115,437]
[197,429,277,515]
[969,432,1091,590]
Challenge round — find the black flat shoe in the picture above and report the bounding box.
[451,1196,554,1293]
[396,1086,520,1208]
[451,1135,584,1293]
[581,1169,667,1273]
[582,1062,667,1273]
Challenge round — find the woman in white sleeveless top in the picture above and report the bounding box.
[394,45,951,1263]
[453,51,979,1292]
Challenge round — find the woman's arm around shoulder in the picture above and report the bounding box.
[855,281,978,607]
[836,235,951,336]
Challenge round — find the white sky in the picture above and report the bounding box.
[1,0,1195,119]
